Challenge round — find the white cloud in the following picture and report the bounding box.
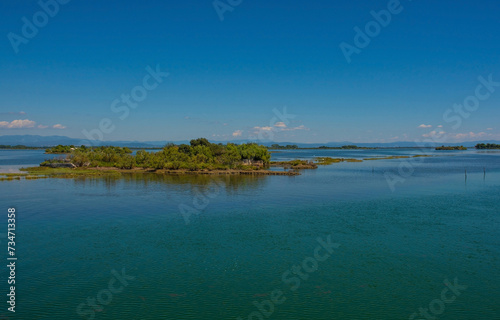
[422,130,445,138]
[437,125,443,128]
[0,119,36,129]
[422,131,436,138]
[250,123,309,137]
[487,128,493,130]
[0,111,26,116]
[430,131,500,142]
[232,130,243,137]
[253,126,273,131]
[451,132,488,140]
[418,124,432,129]
[0,119,67,130]
[281,125,309,131]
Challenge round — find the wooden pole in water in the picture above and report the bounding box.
[465,168,467,182]
[484,167,486,180]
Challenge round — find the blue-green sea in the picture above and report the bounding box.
[0,149,499,319]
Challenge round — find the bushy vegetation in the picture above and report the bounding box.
[57,139,270,171]
[70,146,131,167]
[315,157,363,164]
[475,143,500,149]
[435,145,467,150]
[45,145,76,153]
[364,156,410,160]
[270,159,317,169]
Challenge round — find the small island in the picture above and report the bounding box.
[22,140,381,179]
[268,144,374,150]
[435,145,467,150]
[269,144,300,150]
[318,145,372,150]
[32,139,300,177]
[475,143,500,149]
[0,145,43,150]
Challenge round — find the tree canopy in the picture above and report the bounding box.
[475,143,500,149]
[51,140,271,170]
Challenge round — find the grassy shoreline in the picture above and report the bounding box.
[6,166,300,179]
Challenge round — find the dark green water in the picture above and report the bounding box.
[0,149,499,319]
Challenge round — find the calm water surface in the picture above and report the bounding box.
[0,149,499,319]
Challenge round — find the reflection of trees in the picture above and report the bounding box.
[73,175,119,191]
[71,173,268,195]
[123,173,268,196]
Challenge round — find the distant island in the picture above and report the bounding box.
[269,144,373,150]
[0,145,43,150]
[269,144,300,150]
[475,143,500,149]
[435,145,467,150]
[318,145,373,149]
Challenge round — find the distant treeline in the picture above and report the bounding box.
[45,145,133,154]
[43,138,271,170]
[269,144,372,150]
[435,145,467,150]
[319,145,371,149]
[0,145,42,150]
[45,145,135,154]
[269,144,299,149]
[475,143,500,149]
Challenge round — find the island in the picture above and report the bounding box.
[435,145,467,150]
[475,143,500,149]
[269,144,299,150]
[268,144,374,150]
[29,139,299,177]
[0,145,43,150]
[318,145,372,150]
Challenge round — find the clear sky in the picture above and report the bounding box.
[1,0,499,143]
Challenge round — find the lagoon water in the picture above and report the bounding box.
[0,149,499,319]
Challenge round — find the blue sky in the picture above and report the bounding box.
[1,0,499,143]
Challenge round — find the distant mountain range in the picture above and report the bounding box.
[0,135,498,148]
[0,135,166,148]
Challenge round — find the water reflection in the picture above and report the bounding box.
[71,172,269,194]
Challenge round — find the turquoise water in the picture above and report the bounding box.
[0,149,499,319]
[0,149,60,173]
